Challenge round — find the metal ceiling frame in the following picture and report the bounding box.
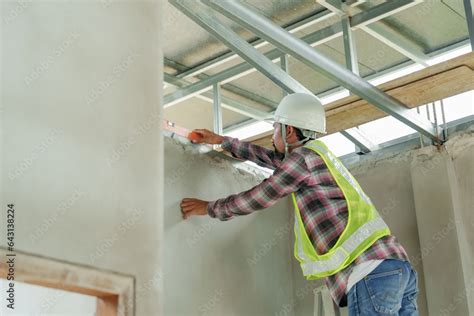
[319,0,429,66]
[339,9,379,153]
[165,72,277,110]
[221,38,470,136]
[164,0,422,109]
[164,0,424,154]
[169,0,313,96]
[323,0,472,147]
[165,0,439,134]
[205,0,439,142]
[341,14,359,75]
[164,73,269,120]
[213,83,223,135]
[165,57,277,111]
[175,9,337,79]
[170,0,384,151]
[280,54,289,97]
[172,0,372,80]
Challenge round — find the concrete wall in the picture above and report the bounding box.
[347,144,429,316]
[291,129,474,316]
[162,128,474,316]
[451,134,474,312]
[290,139,430,316]
[1,1,164,314]
[410,131,474,316]
[163,137,294,316]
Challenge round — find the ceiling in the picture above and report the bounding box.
[163,0,471,133]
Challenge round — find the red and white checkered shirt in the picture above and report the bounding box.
[207,136,409,306]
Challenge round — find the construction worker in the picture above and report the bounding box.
[180,93,419,315]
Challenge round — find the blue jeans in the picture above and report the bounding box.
[347,259,419,315]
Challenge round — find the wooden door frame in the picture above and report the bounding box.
[0,248,134,315]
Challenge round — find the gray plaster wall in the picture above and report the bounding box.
[163,137,294,316]
[291,129,474,316]
[451,135,474,312]
[1,1,164,314]
[410,131,474,316]
[163,130,474,316]
[291,143,430,316]
[348,147,429,316]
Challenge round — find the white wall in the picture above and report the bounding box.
[1,1,164,314]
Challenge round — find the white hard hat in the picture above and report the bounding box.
[266,93,326,134]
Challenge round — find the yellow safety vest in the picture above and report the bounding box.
[292,140,390,279]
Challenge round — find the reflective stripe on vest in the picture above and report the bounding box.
[292,140,390,278]
[298,216,388,275]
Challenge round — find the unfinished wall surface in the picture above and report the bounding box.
[410,131,474,316]
[164,137,294,316]
[347,146,429,316]
[290,140,430,316]
[165,130,474,315]
[1,1,164,314]
[163,130,474,316]
[291,129,474,316]
[451,134,474,312]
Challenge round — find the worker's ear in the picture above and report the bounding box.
[286,125,295,138]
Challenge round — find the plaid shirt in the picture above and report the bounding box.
[207,136,409,307]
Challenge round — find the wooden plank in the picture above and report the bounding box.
[251,52,474,148]
[325,52,474,112]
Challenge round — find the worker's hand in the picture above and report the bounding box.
[189,129,224,144]
[180,198,209,219]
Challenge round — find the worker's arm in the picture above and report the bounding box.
[207,149,310,221]
[189,129,284,169]
[221,136,285,169]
